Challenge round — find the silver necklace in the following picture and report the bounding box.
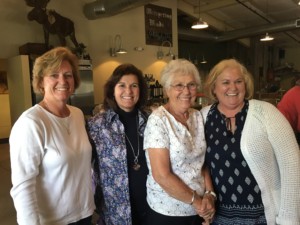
[125,116,140,171]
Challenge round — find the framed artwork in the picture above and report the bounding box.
[144,4,172,46]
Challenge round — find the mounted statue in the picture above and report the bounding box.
[25,0,79,49]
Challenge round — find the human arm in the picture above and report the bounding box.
[145,108,215,218]
[10,116,43,225]
[277,89,298,131]
[147,147,204,208]
[245,101,300,224]
[87,116,104,214]
[267,107,300,224]
[198,165,216,223]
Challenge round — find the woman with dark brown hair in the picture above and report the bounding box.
[87,63,149,225]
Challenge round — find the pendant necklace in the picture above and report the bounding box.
[125,116,140,171]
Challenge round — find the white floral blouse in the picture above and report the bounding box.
[144,106,207,216]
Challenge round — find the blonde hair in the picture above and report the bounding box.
[32,47,80,94]
[204,58,254,102]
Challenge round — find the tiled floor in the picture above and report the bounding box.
[0,142,17,225]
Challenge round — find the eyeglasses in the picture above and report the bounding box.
[170,82,198,91]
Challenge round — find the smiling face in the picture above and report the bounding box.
[42,60,74,104]
[166,73,198,112]
[114,74,140,112]
[213,66,246,110]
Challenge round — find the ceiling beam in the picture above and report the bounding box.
[197,0,239,13]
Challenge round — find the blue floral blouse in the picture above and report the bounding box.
[87,108,148,225]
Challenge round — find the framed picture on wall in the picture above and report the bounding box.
[144,4,172,46]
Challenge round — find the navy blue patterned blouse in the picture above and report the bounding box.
[205,100,267,225]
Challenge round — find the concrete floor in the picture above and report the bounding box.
[0,142,17,225]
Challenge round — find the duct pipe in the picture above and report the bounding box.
[216,19,300,42]
[83,0,155,20]
[83,0,105,18]
[178,19,300,42]
[178,27,216,41]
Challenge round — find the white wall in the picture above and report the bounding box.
[0,0,178,104]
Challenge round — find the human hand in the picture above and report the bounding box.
[197,194,215,223]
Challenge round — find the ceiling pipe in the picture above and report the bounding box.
[83,0,155,20]
[178,19,300,42]
[178,27,216,41]
[216,19,300,42]
[235,0,300,43]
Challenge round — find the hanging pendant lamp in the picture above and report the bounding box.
[260,0,274,42]
[260,33,274,41]
[191,0,208,29]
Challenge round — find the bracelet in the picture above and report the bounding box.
[190,190,196,205]
[204,190,217,200]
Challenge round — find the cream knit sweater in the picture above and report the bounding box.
[201,99,300,225]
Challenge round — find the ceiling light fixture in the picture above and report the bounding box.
[260,33,274,41]
[157,41,176,60]
[260,0,274,42]
[200,55,207,64]
[110,34,127,57]
[191,0,208,29]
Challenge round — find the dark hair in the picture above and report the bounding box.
[32,47,80,94]
[102,63,148,111]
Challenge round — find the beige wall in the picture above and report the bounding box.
[0,0,178,105]
[7,55,32,125]
[1,0,300,133]
[0,0,179,136]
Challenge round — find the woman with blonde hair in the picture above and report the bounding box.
[10,47,95,225]
[201,58,300,225]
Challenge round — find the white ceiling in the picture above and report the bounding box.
[178,0,300,48]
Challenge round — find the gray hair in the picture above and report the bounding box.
[160,59,201,91]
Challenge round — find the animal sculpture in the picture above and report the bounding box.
[25,0,79,49]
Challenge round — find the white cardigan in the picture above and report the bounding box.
[201,99,300,225]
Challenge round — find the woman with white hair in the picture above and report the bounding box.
[144,59,215,225]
